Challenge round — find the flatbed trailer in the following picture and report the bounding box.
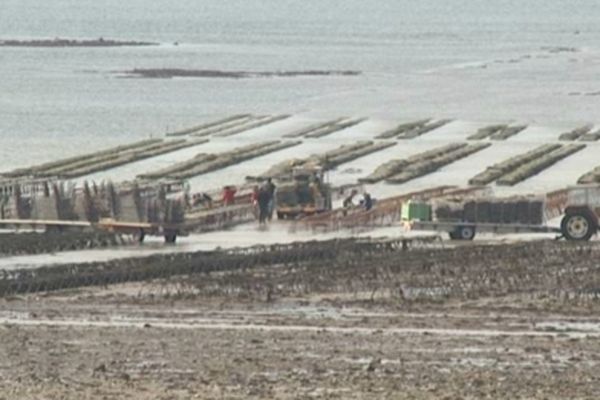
[0,218,185,243]
[406,220,561,241]
[96,219,185,243]
[404,185,600,241]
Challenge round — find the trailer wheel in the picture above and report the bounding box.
[561,213,595,241]
[164,232,177,244]
[453,226,476,241]
[448,231,459,240]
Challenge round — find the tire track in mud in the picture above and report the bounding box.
[0,316,596,339]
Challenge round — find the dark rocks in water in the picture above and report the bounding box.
[489,125,527,140]
[1,138,209,180]
[249,140,393,181]
[376,119,452,140]
[578,165,600,184]
[468,144,562,186]
[384,143,490,185]
[360,143,466,184]
[396,119,453,139]
[559,125,593,141]
[541,46,578,54]
[0,37,158,47]
[139,140,301,181]
[468,124,527,141]
[467,124,508,140]
[496,144,585,186]
[120,68,362,79]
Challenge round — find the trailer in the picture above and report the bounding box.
[404,185,600,241]
[0,218,185,244]
[406,220,560,241]
[95,219,185,243]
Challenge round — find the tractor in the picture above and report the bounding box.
[561,185,600,241]
[275,165,332,220]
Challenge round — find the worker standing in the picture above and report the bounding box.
[257,186,271,225]
[264,178,276,220]
[363,192,373,211]
[222,185,236,206]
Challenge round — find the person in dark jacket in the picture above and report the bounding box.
[257,187,271,225]
[264,178,276,220]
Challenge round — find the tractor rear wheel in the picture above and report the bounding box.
[561,213,595,241]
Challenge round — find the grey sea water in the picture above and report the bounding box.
[1,0,600,169]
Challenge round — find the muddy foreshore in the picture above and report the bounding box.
[2,226,600,399]
[2,251,600,399]
[2,237,600,305]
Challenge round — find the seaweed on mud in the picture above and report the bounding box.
[4,239,600,307]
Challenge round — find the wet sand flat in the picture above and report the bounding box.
[1,291,600,399]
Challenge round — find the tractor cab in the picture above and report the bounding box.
[275,164,332,219]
